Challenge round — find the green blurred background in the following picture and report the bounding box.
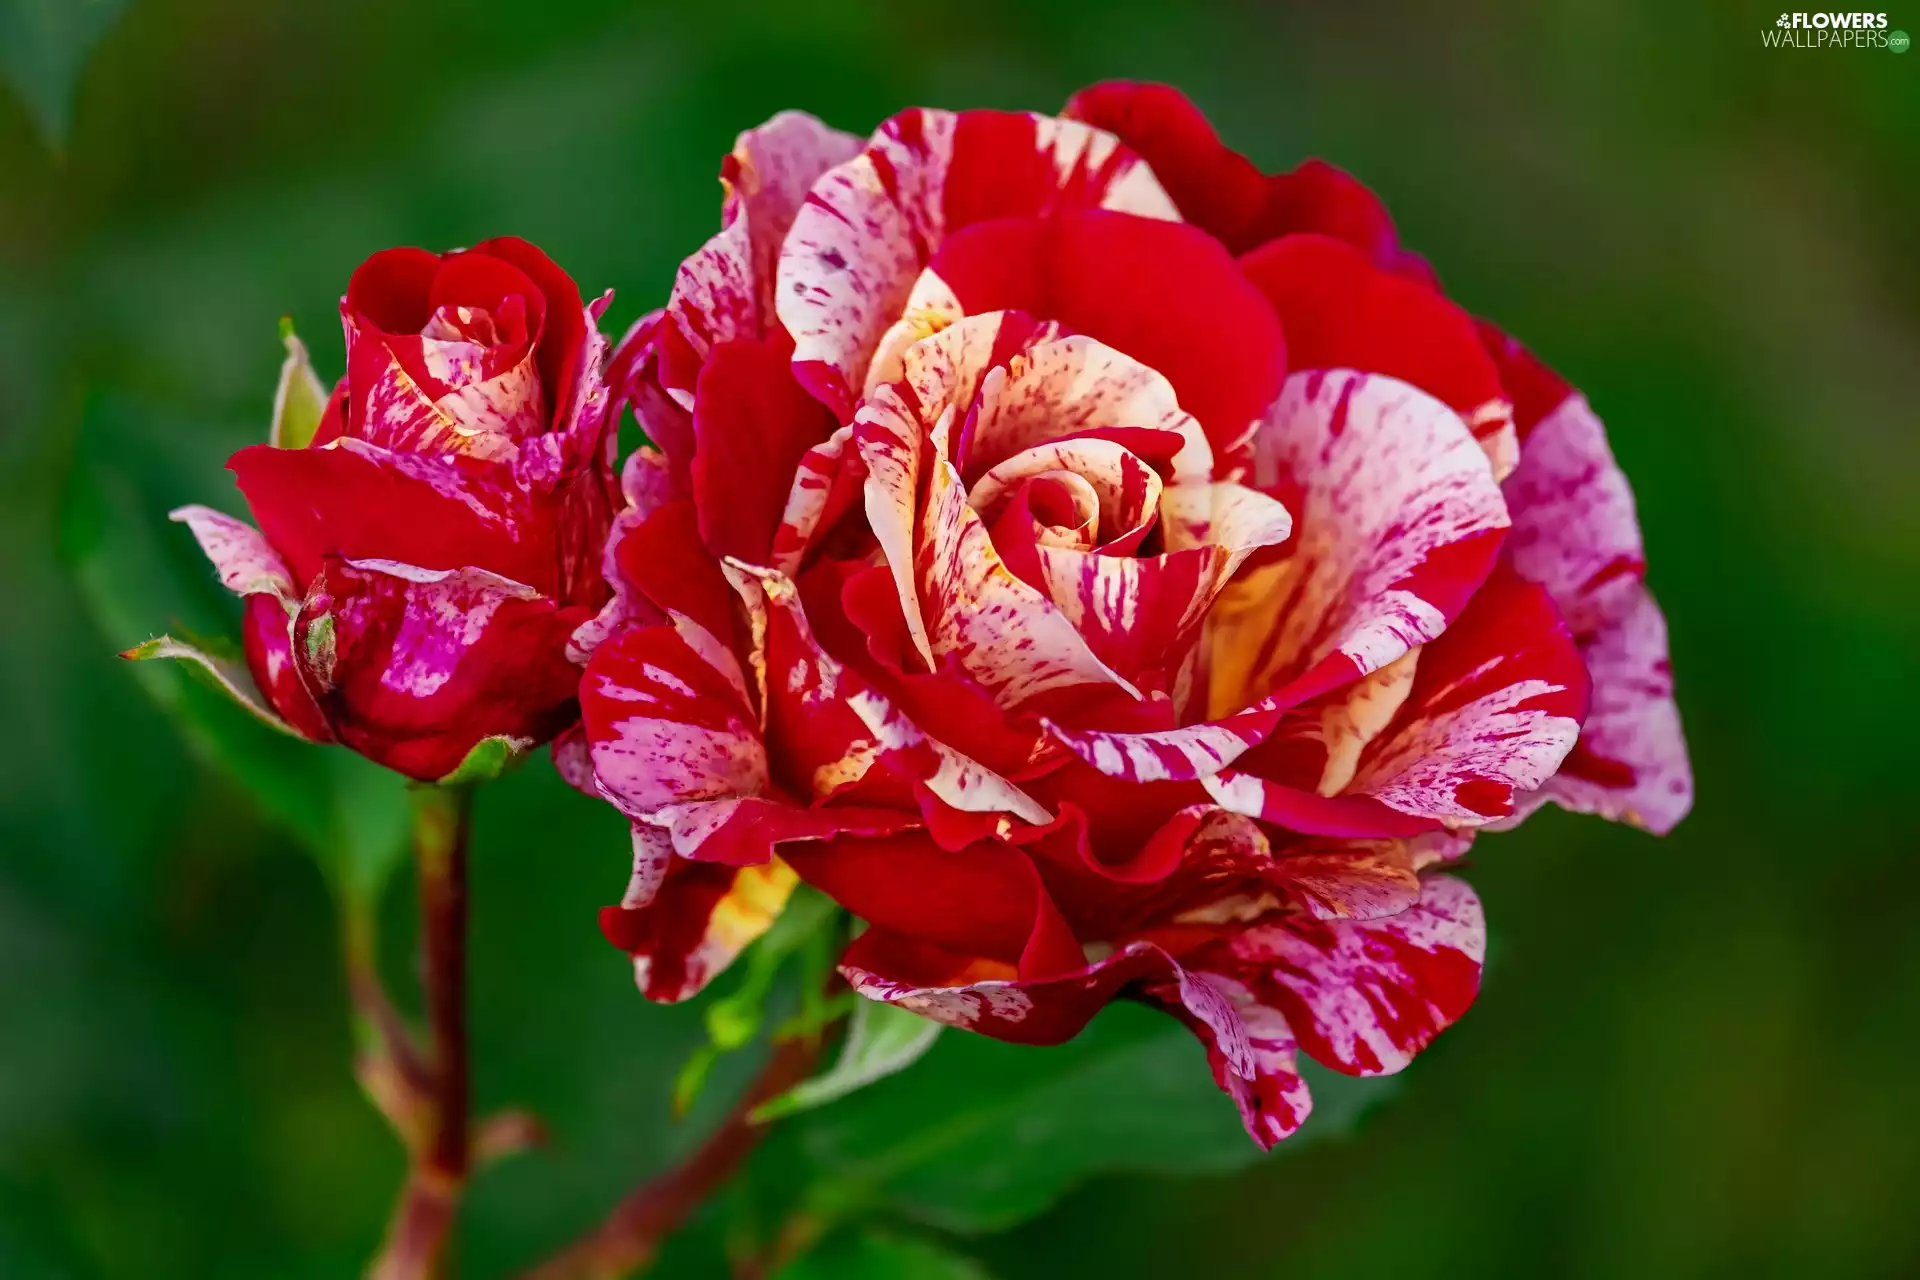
[3,0,1917,1275]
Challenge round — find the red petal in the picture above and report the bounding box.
[1241,234,1510,461]
[786,832,1080,973]
[471,236,589,428]
[1064,80,1419,270]
[691,331,837,564]
[344,247,442,335]
[228,441,558,595]
[242,593,333,742]
[926,210,1284,459]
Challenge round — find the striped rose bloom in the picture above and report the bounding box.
[573,87,1690,1147]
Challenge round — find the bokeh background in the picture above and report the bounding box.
[3,0,1917,1275]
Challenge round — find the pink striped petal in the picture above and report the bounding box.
[1534,583,1692,833]
[844,927,1311,1149]
[853,333,1147,704]
[567,446,676,663]
[1199,768,1437,839]
[947,330,1210,482]
[776,108,1179,418]
[1267,837,1423,922]
[839,928,1175,1043]
[580,622,768,820]
[292,557,585,781]
[242,593,334,741]
[1497,384,1692,833]
[170,504,296,603]
[1146,970,1312,1149]
[1232,873,1483,1076]
[1040,699,1292,787]
[722,111,867,324]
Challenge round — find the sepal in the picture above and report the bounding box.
[121,630,300,736]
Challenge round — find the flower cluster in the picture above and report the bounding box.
[170,84,1690,1147]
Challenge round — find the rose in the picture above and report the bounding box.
[577,92,1691,1146]
[170,238,616,781]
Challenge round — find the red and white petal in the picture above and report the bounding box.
[970,436,1165,551]
[722,111,867,324]
[724,561,1051,827]
[945,330,1211,483]
[853,374,1143,705]
[1208,369,1510,718]
[550,720,596,796]
[1314,648,1420,796]
[1199,767,1436,840]
[770,424,860,575]
[918,422,1142,707]
[170,504,296,603]
[663,113,864,402]
[843,917,1313,1149]
[230,439,548,593]
[790,828,1085,974]
[341,313,473,457]
[601,842,799,1003]
[1345,565,1589,826]
[1039,700,1292,787]
[839,930,1172,1043]
[921,210,1287,457]
[1026,482,1291,685]
[776,108,1179,419]
[1232,872,1484,1076]
[643,796,915,867]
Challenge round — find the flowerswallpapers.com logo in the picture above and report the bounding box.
[1762,12,1909,48]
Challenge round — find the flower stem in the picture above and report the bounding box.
[522,1034,824,1280]
[369,782,475,1280]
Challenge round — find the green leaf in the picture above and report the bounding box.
[752,998,942,1124]
[435,733,530,787]
[0,0,131,148]
[780,1001,1399,1234]
[269,322,331,450]
[674,886,842,1115]
[774,1228,991,1280]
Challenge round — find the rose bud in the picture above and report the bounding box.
[574,95,1690,1148]
[164,238,616,781]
